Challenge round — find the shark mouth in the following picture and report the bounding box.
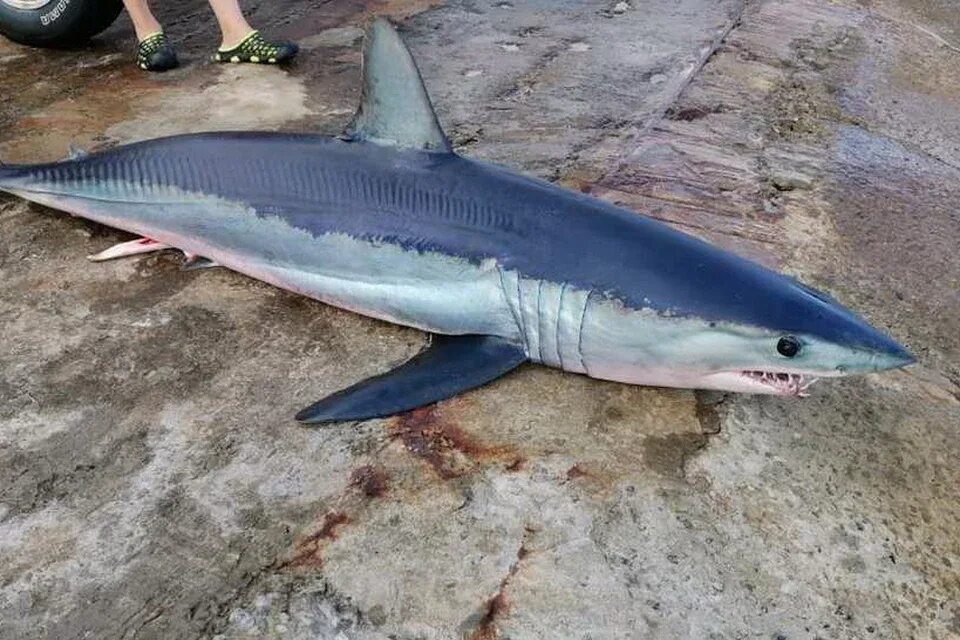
[740,370,819,397]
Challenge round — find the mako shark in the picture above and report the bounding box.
[0,20,913,423]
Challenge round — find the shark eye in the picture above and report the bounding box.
[777,336,801,358]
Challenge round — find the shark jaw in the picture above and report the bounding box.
[580,345,914,398]
[700,370,824,397]
[577,363,828,397]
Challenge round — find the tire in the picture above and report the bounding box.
[0,0,124,48]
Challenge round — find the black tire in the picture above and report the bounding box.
[0,0,124,48]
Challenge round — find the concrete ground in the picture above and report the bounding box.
[0,0,958,638]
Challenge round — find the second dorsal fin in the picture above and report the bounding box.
[343,18,451,153]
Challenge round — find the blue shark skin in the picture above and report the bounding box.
[0,20,913,423]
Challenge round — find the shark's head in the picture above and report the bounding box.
[578,263,915,397]
[687,285,916,395]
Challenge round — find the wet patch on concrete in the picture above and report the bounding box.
[764,32,861,143]
[694,390,725,436]
[105,65,315,143]
[35,304,233,411]
[642,432,709,478]
[0,427,150,520]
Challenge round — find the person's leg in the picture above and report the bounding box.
[122,0,178,71]
[209,0,298,64]
[206,0,254,49]
[122,0,162,41]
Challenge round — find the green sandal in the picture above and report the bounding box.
[136,31,179,72]
[214,31,299,65]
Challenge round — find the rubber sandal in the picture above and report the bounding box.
[136,31,179,72]
[214,30,298,65]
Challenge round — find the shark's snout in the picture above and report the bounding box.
[863,340,916,372]
[819,307,915,376]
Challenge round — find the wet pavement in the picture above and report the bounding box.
[0,0,958,638]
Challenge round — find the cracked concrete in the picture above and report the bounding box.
[0,0,958,638]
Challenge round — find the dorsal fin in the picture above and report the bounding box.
[343,18,451,152]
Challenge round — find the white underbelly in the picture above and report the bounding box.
[14,190,521,341]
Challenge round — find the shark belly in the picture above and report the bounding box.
[12,189,521,341]
[257,234,520,340]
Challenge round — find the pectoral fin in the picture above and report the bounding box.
[296,334,527,424]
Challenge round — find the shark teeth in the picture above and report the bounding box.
[742,370,820,397]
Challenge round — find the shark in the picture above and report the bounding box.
[0,19,914,423]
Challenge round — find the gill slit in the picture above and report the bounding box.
[497,267,527,351]
[536,279,544,363]
[555,283,567,370]
[576,290,593,374]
